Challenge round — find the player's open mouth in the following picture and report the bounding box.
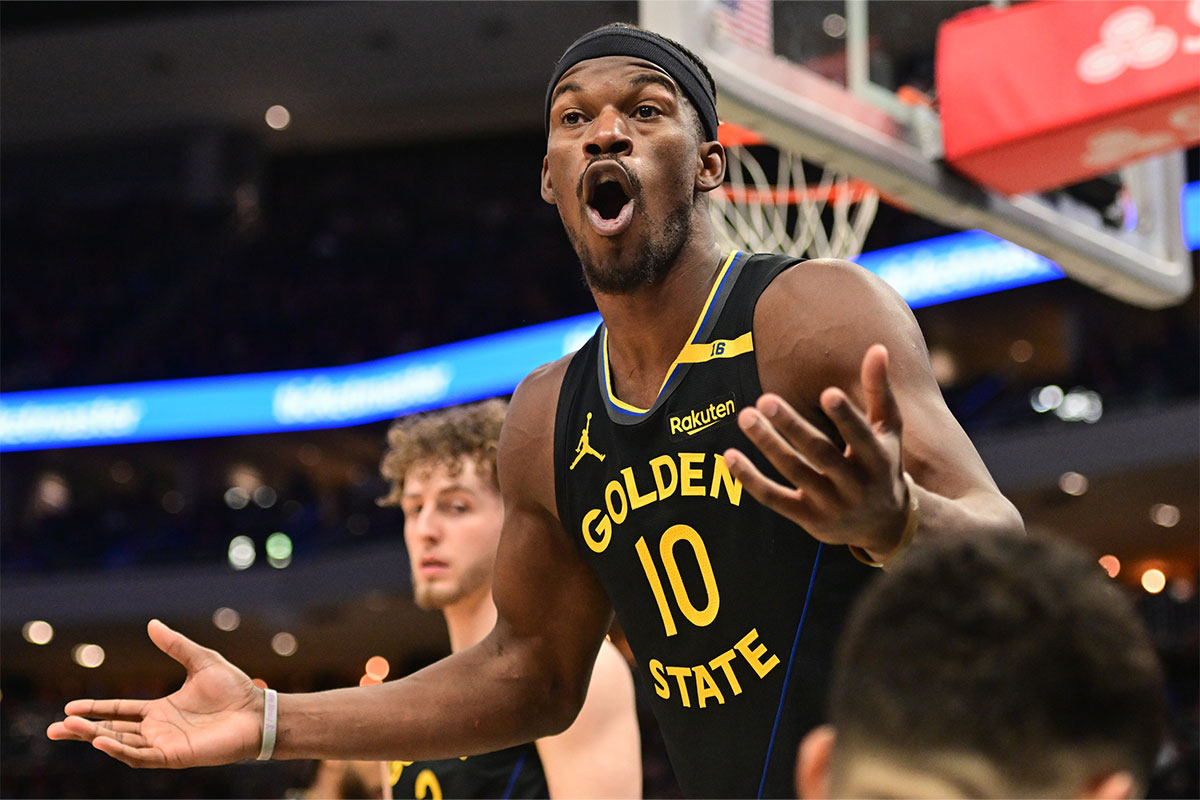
[583,162,635,236]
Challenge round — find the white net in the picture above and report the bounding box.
[712,132,880,260]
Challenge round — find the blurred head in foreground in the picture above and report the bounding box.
[797,535,1166,799]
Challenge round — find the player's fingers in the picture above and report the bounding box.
[755,394,855,483]
[58,715,110,740]
[148,618,216,674]
[722,448,818,526]
[46,721,88,742]
[736,407,836,498]
[97,719,146,740]
[820,388,892,476]
[861,344,902,434]
[64,698,148,721]
[92,736,168,769]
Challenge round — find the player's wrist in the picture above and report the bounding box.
[849,472,919,570]
[256,687,278,761]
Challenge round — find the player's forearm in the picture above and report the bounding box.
[273,635,572,762]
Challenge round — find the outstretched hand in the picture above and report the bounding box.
[724,344,911,557]
[46,619,264,768]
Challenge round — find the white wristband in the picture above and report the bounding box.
[257,688,278,761]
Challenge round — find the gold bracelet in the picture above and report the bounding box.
[848,472,920,569]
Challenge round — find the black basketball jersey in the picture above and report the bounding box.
[553,251,871,799]
[388,742,548,799]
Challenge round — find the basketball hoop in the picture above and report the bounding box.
[712,122,880,260]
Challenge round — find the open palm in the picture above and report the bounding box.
[47,619,264,768]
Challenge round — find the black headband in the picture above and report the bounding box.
[544,27,719,142]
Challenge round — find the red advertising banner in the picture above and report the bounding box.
[937,0,1200,195]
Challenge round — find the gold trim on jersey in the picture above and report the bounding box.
[602,251,748,415]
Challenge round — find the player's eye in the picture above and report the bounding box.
[634,105,660,119]
[562,110,585,126]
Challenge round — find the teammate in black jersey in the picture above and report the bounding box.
[49,22,1024,798]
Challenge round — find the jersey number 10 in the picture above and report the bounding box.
[635,524,720,637]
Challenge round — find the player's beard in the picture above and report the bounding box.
[569,188,693,294]
[411,555,494,611]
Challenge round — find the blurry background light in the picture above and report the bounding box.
[1141,568,1166,594]
[1058,471,1089,496]
[22,620,54,645]
[227,535,256,570]
[212,607,241,631]
[365,655,390,681]
[109,460,134,484]
[1168,578,1195,603]
[224,487,250,510]
[1053,388,1102,423]
[1008,339,1033,363]
[1098,554,1120,579]
[265,532,292,569]
[271,632,298,656]
[72,644,105,668]
[822,13,846,37]
[1150,503,1181,528]
[1030,385,1063,413]
[253,486,277,508]
[265,104,291,130]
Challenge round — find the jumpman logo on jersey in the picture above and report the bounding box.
[569,412,606,470]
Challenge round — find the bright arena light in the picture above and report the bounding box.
[73,643,105,668]
[1150,503,1181,528]
[1030,385,1064,413]
[1053,388,1102,423]
[212,607,241,631]
[365,656,390,681]
[1141,569,1166,594]
[1097,555,1120,579]
[271,632,298,657]
[228,535,256,570]
[1058,471,1088,496]
[22,620,54,645]
[265,532,292,569]
[265,105,291,130]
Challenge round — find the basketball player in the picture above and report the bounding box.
[376,400,640,799]
[795,536,1165,799]
[48,23,1024,798]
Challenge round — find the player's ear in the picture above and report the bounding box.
[541,155,557,205]
[796,724,835,799]
[1078,771,1136,800]
[695,140,726,194]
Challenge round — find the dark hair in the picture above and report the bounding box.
[830,535,1166,793]
[378,399,507,506]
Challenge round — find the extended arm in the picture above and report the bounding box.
[726,259,1024,563]
[49,358,616,768]
[535,638,642,799]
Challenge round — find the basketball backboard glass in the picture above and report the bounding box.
[642,0,1194,309]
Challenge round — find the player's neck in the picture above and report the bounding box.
[595,239,724,409]
[441,584,499,653]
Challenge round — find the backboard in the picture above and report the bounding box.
[642,0,1194,309]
